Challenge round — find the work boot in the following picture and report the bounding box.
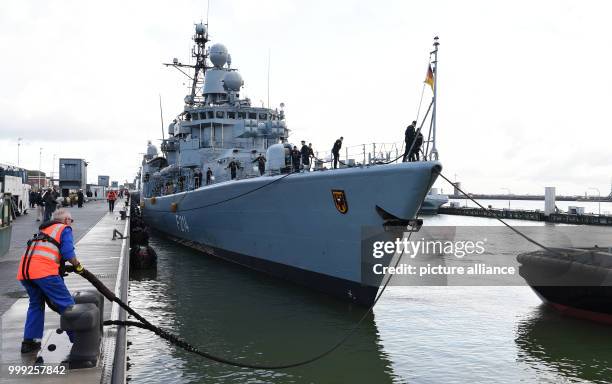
[20,339,41,354]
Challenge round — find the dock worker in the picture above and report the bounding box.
[227,159,239,180]
[252,154,266,176]
[291,146,301,172]
[16,208,85,353]
[106,189,117,212]
[403,121,416,162]
[300,141,310,172]
[332,137,343,169]
[206,167,213,185]
[410,131,424,162]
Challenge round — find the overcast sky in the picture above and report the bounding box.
[1,0,610,196]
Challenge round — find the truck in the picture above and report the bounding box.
[0,163,31,216]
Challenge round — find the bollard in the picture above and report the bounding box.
[73,290,104,334]
[60,290,103,368]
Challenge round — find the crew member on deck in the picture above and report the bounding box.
[206,167,213,185]
[16,209,85,354]
[403,121,416,162]
[332,137,343,169]
[227,160,239,180]
[252,154,266,176]
[194,169,203,189]
[300,141,310,172]
[410,131,424,162]
[291,146,301,172]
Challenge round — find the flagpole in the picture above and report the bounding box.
[430,36,439,160]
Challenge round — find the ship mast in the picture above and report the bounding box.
[163,23,210,106]
[430,36,439,160]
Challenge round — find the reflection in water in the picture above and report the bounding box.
[127,233,396,384]
[515,305,612,382]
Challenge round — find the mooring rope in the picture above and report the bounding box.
[71,231,414,370]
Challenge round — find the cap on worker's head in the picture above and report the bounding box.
[340,136,344,140]
[309,143,312,145]
[412,120,417,124]
[301,140,305,143]
[293,146,297,149]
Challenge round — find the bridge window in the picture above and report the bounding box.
[238,112,246,119]
[216,111,225,118]
[227,112,236,119]
[248,112,257,119]
[207,111,214,119]
[259,113,267,120]
[199,112,207,120]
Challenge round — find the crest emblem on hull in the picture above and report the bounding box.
[331,190,348,214]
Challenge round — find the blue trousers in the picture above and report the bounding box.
[21,276,75,341]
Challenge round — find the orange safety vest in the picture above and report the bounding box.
[16,223,68,281]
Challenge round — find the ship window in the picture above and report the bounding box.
[259,113,267,120]
[207,111,214,119]
[248,112,257,119]
[238,112,246,119]
[199,112,207,120]
[216,111,224,118]
[227,112,236,119]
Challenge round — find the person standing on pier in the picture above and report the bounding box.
[332,137,343,169]
[34,191,44,221]
[42,188,58,222]
[403,121,416,162]
[107,189,117,212]
[16,208,85,353]
[77,189,84,208]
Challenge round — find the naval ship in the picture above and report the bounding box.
[139,23,442,306]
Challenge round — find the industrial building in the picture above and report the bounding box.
[58,158,88,197]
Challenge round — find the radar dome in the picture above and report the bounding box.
[209,43,228,68]
[195,23,206,35]
[146,142,158,157]
[223,71,243,91]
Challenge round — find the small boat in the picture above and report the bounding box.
[517,247,612,324]
[419,187,448,214]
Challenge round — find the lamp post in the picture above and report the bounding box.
[17,137,22,166]
[52,154,58,188]
[501,187,511,209]
[38,147,43,189]
[588,187,601,215]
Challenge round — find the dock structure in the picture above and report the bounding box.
[0,199,130,383]
[439,206,612,226]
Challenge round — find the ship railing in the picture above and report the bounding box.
[313,140,434,168]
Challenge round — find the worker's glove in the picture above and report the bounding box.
[74,264,85,275]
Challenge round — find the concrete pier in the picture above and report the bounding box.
[0,199,130,383]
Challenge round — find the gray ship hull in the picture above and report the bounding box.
[142,161,441,306]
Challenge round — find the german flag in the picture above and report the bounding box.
[425,65,434,90]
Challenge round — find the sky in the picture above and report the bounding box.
[0,0,611,196]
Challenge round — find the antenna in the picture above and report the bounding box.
[206,0,210,27]
[267,49,271,109]
[159,94,165,140]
